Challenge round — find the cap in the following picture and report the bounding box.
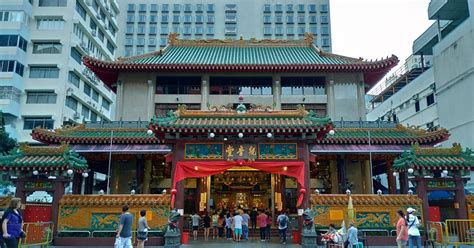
[407,207,416,213]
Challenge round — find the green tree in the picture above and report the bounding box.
[0,111,17,154]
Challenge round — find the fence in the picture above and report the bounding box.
[19,221,53,247]
[444,219,474,247]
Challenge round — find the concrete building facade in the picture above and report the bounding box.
[367,0,474,189]
[0,0,119,142]
[116,0,332,57]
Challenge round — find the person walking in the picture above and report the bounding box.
[250,207,257,231]
[396,210,409,248]
[136,210,150,248]
[1,198,25,248]
[217,213,225,238]
[225,213,232,240]
[203,212,211,241]
[233,211,243,242]
[212,211,219,239]
[406,208,421,248]
[191,212,201,241]
[346,222,358,248]
[241,209,250,241]
[115,205,133,248]
[277,210,289,244]
[257,210,268,241]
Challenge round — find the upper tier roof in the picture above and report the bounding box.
[84,33,398,90]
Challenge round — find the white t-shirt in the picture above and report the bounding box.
[407,214,420,236]
[233,215,243,229]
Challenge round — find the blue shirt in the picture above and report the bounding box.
[119,213,133,238]
[4,210,23,238]
[347,226,358,245]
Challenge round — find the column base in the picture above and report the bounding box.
[301,231,318,248]
[164,230,181,248]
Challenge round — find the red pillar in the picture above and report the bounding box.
[387,160,396,194]
[172,143,186,231]
[454,177,468,219]
[400,172,409,194]
[415,178,429,224]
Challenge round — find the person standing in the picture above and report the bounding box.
[277,210,289,244]
[137,210,150,248]
[250,207,258,231]
[241,209,250,241]
[1,198,24,248]
[346,222,358,248]
[225,213,232,240]
[203,212,211,241]
[265,211,272,240]
[257,210,268,241]
[396,210,409,248]
[191,212,201,241]
[217,213,225,238]
[212,211,219,239]
[116,205,133,248]
[406,208,421,248]
[233,211,243,242]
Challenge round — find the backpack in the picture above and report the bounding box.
[279,215,288,227]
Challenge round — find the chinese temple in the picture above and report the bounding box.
[1,34,473,245]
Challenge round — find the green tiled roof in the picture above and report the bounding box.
[127,46,354,65]
[0,144,88,172]
[393,143,474,171]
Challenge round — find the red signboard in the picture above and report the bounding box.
[23,204,52,222]
[428,206,441,222]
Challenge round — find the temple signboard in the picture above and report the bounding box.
[427,181,456,189]
[184,143,297,160]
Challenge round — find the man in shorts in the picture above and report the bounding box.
[191,212,201,241]
[233,211,243,242]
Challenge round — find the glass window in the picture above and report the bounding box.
[275,4,283,12]
[297,26,305,36]
[172,15,180,23]
[150,15,157,23]
[139,4,146,12]
[184,4,192,12]
[287,27,295,35]
[309,15,317,24]
[264,4,271,12]
[160,26,169,35]
[195,26,203,34]
[149,38,156,46]
[263,27,272,35]
[125,48,133,57]
[281,77,325,95]
[127,4,135,12]
[75,2,86,20]
[263,15,271,23]
[150,4,158,12]
[90,20,97,31]
[160,38,167,46]
[150,25,157,34]
[37,18,64,30]
[29,66,59,78]
[70,47,82,64]
[183,25,192,35]
[82,106,90,119]
[68,71,80,87]
[173,4,181,12]
[161,15,169,23]
[33,42,62,54]
[426,93,435,106]
[321,15,329,23]
[156,76,201,94]
[322,38,330,46]
[137,37,145,46]
[321,26,329,35]
[125,36,133,46]
[26,91,57,104]
[162,4,169,12]
[23,117,54,130]
[196,4,204,12]
[184,15,192,23]
[207,15,215,23]
[126,24,134,34]
[137,24,145,34]
[206,26,214,35]
[171,25,180,34]
[298,4,305,12]
[309,26,317,35]
[298,15,305,23]
[107,40,114,54]
[0,60,15,73]
[83,83,91,96]
[275,26,283,35]
[38,0,67,7]
[138,14,146,23]
[286,4,293,12]
[309,4,317,12]
[196,15,204,23]
[275,15,283,23]
[136,49,144,55]
[415,100,420,112]
[92,90,99,102]
[320,4,328,12]
[102,99,110,110]
[65,96,78,111]
[287,15,294,23]
[207,4,214,12]
[90,111,98,122]
[127,14,134,23]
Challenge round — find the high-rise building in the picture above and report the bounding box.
[367,0,474,190]
[0,0,119,142]
[117,0,331,57]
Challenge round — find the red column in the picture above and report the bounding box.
[454,177,468,219]
[415,178,429,224]
[171,143,186,231]
[387,160,396,194]
[400,172,409,194]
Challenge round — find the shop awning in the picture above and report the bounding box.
[70,144,171,154]
[310,144,411,154]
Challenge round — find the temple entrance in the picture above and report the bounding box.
[211,171,271,210]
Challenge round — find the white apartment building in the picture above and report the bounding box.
[367,0,474,190]
[117,0,331,57]
[0,0,119,142]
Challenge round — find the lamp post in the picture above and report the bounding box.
[106,130,114,194]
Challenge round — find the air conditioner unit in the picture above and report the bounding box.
[73,112,81,119]
[91,30,97,36]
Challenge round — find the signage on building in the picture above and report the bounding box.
[184,143,297,160]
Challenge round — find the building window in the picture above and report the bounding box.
[156,76,201,94]
[209,77,272,95]
[0,11,27,23]
[263,15,271,23]
[138,14,146,23]
[207,4,214,12]
[309,15,317,24]
[184,4,192,12]
[139,4,146,12]
[150,15,157,23]
[37,18,64,30]
[23,117,54,130]
[0,35,27,51]
[298,4,305,12]
[161,15,169,23]
[102,99,110,110]
[225,14,236,23]
[161,26,169,35]
[281,77,325,95]
[297,26,305,36]
[184,15,192,23]
[38,0,67,7]
[172,15,180,23]
[160,38,167,46]
[298,14,305,24]
[321,26,329,35]
[90,20,97,31]
[127,4,135,12]
[149,38,156,46]
[207,15,215,23]
[320,4,328,12]
[26,91,57,104]
[137,37,145,46]
[162,4,169,12]
[29,66,59,78]
[150,4,158,12]
[126,24,134,34]
[286,15,294,24]
[149,25,157,34]
[426,121,434,130]
[321,15,329,23]
[127,14,135,23]
[286,4,294,12]
[415,100,420,112]
[68,71,80,87]
[83,83,92,96]
[0,86,21,102]
[287,27,295,36]
[82,106,90,119]
[196,4,204,12]
[183,25,192,35]
[275,26,283,36]
[106,40,114,54]
[90,111,98,122]
[171,25,180,34]
[65,96,78,111]
[70,47,82,64]
[92,90,99,102]
[275,15,283,23]
[275,4,283,12]
[426,93,435,106]
[195,26,204,35]
[263,27,272,36]
[173,4,181,12]
[1,60,13,72]
[309,26,317,35]
[75,1,86,20]
[309,4,317,12]
[125,48,132,57]
[196,14,204,23]
[206,26,214,35]
[322,38,330,47]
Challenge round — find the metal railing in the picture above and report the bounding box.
[445,219,474,246]
[57,229,164,238]
[19,221,53,247]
